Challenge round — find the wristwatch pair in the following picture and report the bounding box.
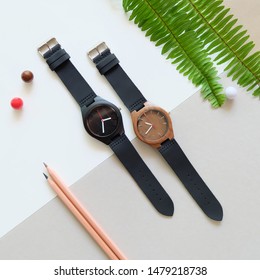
[88,43,223,221]
[38,38,174,217]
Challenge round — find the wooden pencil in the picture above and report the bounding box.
[43,163,126,260]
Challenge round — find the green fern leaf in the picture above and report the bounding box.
[123,0,225,108]
[186,0,260,95]
[253,87,260,96]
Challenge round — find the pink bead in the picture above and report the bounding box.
[11,97,23,110]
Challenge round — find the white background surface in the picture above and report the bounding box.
[0,0,198,238]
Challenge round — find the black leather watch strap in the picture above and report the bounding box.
[110,134,174,216]
[159,139,223,221]
[38,38,96,108]
[88,43,146,112]
[55,60,96,107]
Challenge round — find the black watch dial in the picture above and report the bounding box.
[137,109,169,141]
[85,105,119,137]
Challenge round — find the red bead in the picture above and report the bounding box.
[11,97,23,110]
[21,70,34,83]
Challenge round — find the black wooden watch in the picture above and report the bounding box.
[38,38,174,216]
[88,42,223,221]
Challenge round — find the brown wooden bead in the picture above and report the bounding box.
[21,70,34,83]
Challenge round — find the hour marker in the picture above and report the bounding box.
[163,122,167,125]
[160,116,165,119]
[158,132,162,136]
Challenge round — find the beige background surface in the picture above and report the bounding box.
[226,0,259,48]
[0,0,259,259]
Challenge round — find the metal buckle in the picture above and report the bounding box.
[38,38,59,57]
[88,42,109,61]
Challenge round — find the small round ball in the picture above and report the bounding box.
[21,70,34,83]
[225,86,237,100]
[11,97,23,110]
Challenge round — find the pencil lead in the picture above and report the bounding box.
[43,173,48,179]
[43,162,48,168]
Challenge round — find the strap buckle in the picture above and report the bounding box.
[38,38,59,57]
[88,42,109,61]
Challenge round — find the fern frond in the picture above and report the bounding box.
[186,0,260,95]
[123,0,226,108]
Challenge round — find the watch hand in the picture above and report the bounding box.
[101,121,105,133]
[103,117,112,122]
[144,112,153,122]
[144,113,166,132]
[145,125,153,135]
[144,113,158,130]
[97,110,104,121]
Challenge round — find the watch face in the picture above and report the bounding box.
[137,109,169,141]
[86,105,119,137]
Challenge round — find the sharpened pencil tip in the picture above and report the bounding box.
[43,173,48,179]
[43,162,48,168]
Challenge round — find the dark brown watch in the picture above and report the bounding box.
[88,42,223,221]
